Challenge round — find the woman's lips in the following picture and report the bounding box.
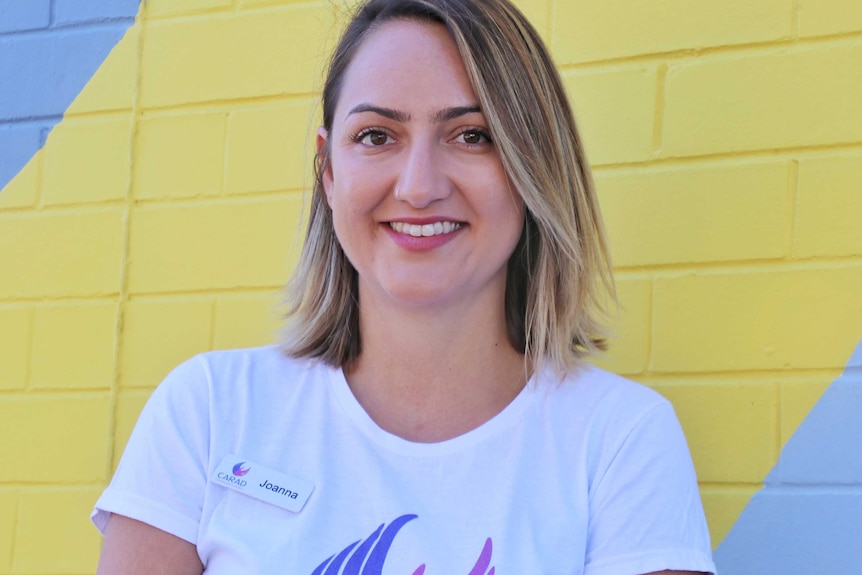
[383,220,465,251]
[388,221,462,237]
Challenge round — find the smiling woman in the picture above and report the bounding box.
[320,19,524,316]
[91,1,716,574]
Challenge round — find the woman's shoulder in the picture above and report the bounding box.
[192,344,317,373]
[153,346,332,404]
[532,362,674,432]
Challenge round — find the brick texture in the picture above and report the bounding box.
[140,5,335,108]
[66,24,140,116]
[13,489,103,573]
[225,101,317,194]
[146,0,233,18]
[780,379,832,448]
[0,26,131,121]
[0,151,39,210]
[134,112,226,200]
[591,278,651,375]
[0,307,30,390]
[0,491,16,572]
[41,115,132,206]
[127,197,302,293]
[663,44,862,157]
[553,0,790,64]
[29,302,117,390]
[213,293,283,350]
[0,210,124,299]
[120,298,213,388]
[563,68,656,165]
[113,391,152,471]
[652,267,862,373]
[0,397,110,483]
[657,381,778,483]
[596,162,789,267]
[53,0,140,25]
[798,0,862,36]
[700,487,758,550]
[0,1,50,34]
[794,154,862,258]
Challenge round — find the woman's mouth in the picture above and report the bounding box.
[388,221,462,237]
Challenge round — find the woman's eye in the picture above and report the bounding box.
[457,129,490,145]
[359,131,390,146]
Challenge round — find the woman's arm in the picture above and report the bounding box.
[96,514,204,575]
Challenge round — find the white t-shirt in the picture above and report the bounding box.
[92,346,716,575]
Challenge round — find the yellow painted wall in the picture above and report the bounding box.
[1,0,861,572]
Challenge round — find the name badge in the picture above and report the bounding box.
[212,454,314,513]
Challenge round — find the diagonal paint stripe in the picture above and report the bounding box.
[0,0,141,191]
[715,338,862,573]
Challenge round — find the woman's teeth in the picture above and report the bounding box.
[389,221,462,237]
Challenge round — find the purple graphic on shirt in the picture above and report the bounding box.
[309,514,495,575]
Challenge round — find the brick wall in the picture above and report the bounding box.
[1,0,860,572]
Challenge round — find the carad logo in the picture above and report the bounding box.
[232,462,251,477]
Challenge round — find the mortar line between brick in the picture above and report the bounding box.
[0,114,63,126]
[773,380,782,476]
[138,93,320,116]
[787,159,800,259]
[32,146,44,213]
[23,308,35,391]
[129,189,306,207]
[104,7,147,479]
[0,292,123,305]
[559,29,862,71]
[0,18,136,39]
[148,2,300,22]
[209,298,218,351]
[698,481,764,490]
[220,112,230,197]
[0,286,281,305]
[1,482,108,490]
[641,366,844,381]
[592,141,862,171]
[2,191,304,216]
[7,492,20,570]
[45,108,136,123]
[792,0,800,39]
[0,389,113,400]
[646,277,656,373]
[615,256,862,276]
[651,63,667,155]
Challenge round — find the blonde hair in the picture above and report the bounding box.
[283,0,615,375]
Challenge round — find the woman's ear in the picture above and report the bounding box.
[316,126,334,206]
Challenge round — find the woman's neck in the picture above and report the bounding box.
[344,290,529,443]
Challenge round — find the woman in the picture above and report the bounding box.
[94,0,716,573]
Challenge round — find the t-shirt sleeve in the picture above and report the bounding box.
[584,399,717,575]
[91,355,212,544]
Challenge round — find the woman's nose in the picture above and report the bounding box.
[393,140,451,208]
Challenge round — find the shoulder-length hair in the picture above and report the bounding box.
[283,0,615,376]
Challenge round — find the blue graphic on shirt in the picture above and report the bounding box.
[310,514,495,575]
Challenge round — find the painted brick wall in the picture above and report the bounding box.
[1,0,861,572]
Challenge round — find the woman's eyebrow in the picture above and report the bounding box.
[435,106,482,122]
[347,104,409,122]
[346,104,482,123]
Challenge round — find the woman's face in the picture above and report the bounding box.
[320,19,524,312]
